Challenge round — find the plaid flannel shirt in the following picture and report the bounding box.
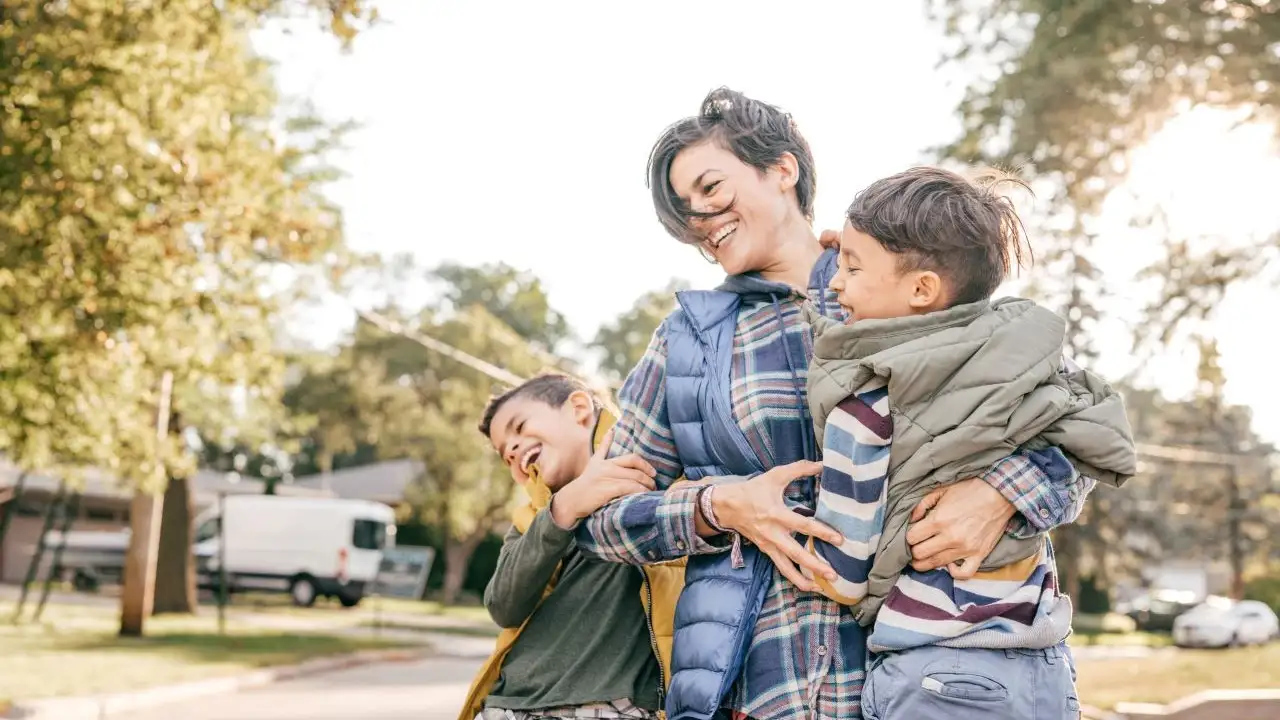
[574,275,1092,720]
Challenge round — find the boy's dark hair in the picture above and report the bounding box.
[477,373,598,439]
[845,166,1033,306]
[648,87,817,243]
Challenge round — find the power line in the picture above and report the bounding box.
[1137,442,1272,468]
[354,308,527,387]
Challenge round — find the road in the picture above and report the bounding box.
[127,655,485,720]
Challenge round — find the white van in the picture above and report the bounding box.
[194,495,396,608]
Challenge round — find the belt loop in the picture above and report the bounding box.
[1004,649,1016,659]
[1045,647,1057,665]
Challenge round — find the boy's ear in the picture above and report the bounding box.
[567,390,596,426]
[908,270,944,310]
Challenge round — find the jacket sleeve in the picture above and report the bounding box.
[1038,356,1139,488]
[483,510,573,629]
[983,355,1134,538]
[573,319,728,565]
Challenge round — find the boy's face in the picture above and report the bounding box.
[487,392,595,492]
[828,222,944,322]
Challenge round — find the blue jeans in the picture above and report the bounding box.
[862,644,1080,720]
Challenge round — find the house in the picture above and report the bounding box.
[0,461,331,584]
[290,459,424,507]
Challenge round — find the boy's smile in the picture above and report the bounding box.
[487,392,595,491]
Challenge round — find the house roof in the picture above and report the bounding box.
[291,458,423,504]
[0,460,333,507]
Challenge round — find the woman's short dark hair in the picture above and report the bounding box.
[647,87,816,243]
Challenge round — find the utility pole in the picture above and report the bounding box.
[119,371,174,637]
[1225,465,1245,600]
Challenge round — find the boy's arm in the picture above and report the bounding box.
[483,510,574,629]
[810,385,892,605]
[571,321,729,565]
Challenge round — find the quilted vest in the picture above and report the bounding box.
[661,290,772,720]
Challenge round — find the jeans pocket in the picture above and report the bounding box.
[921,672,1011,702]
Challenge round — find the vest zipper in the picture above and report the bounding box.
[640,569,666,708]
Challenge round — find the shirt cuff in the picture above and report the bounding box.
[650,484,728,562]
[981,453,1069,536]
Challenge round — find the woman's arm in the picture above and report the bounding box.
[572,321,724,565]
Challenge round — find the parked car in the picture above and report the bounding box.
[1171,597,1280,648]
[195,495,396,608]
[1119,588,1201,632]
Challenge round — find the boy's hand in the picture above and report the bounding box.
[550,430,657,529]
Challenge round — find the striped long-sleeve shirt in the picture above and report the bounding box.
[811,380,1076,653]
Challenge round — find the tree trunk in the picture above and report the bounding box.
[440,536,483,605]
[35,492,80,621]
[13,481,67,623]
[152,475,197,615]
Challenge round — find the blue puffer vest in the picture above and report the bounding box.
[661,261,834,720]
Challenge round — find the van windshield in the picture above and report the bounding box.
[352,519,387,550]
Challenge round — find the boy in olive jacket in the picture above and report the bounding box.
[806,167,1136,720]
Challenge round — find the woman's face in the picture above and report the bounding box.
[668,141,799,275]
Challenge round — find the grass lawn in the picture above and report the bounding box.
[1069,629,1173,647]
[1076,643,1280,710]
[221,591,494,626]
[0,601,404,706]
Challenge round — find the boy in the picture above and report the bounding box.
[460,374,684,720]
[805,167,1137,719]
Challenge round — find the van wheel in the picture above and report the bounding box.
[289,576,318,608]
[338,592,362,608]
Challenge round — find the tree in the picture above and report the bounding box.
[0,0,370,626]
[433,262,572,352]
[593,280,689,383]
[932,0,1280,336]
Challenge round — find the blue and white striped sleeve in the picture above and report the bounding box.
[809,382,893,605]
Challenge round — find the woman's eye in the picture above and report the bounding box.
[704,180,721,195]
[516,421,525,433]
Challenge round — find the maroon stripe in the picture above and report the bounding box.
[837,396,892,439]
[882,587,1041,627]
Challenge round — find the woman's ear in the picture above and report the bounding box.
[567,390,596,427]
[774,151,799,193]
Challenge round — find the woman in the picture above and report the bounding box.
[558,88,1091,720]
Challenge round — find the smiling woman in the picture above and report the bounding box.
[647,88,823,288]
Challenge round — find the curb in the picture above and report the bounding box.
[5,647,430,720]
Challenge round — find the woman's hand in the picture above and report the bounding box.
[905,477,1015,579]
[711,461,844,592]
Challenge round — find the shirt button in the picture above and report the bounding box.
[676,540,687,551]
[647,550,660,561]
[1039,508,1051,518]
[817,645,827,656]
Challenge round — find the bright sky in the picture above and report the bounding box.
[255,1,1277,443]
